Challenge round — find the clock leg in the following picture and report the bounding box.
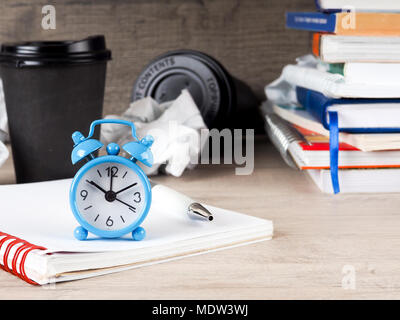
[132,227,146,241]
[74,226,88,240]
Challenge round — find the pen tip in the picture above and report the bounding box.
[188,203,213,222]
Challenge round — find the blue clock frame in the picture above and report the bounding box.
[70,155,152,239]
[69,119,154,241]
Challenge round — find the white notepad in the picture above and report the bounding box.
[0,179,272,285]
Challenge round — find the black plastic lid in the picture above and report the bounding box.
[132,49,235,129]
[0,35,111,67]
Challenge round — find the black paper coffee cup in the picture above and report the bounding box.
[0,35,111,183]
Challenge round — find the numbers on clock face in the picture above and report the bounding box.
[133,192,141,203]
[75,162,146,231]
[106,166,118,178]
[80,189,88,200]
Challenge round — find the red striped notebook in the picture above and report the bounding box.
[0,179,273,285]
[0,232,46,285]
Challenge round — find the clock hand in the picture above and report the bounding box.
[115,198,136,211]
[86,180,107,194]
[110,169,114,191]
[115,183,138,195]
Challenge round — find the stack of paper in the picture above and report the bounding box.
[264,2,400,194]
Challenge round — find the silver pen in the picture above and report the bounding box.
[150,180,213,221]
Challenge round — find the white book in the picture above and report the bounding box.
[266,55,400,100]
[0,179,272,285]
[327,103,400,129]
[279,63,400,98]
[316,0,400,12]
[319,35,400,63]
[307,169,400,194]
[343,63,400,86]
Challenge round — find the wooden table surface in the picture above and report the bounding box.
[1,137,400,299]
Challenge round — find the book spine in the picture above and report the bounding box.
[312,33,322,57]
[0,231,46,285]
[286,12,336,32]
[296,86,331,130]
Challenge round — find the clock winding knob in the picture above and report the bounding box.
[106,143,120,156]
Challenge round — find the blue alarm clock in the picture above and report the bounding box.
[69,119,153,241]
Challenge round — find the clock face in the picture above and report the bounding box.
[74,161,147,231]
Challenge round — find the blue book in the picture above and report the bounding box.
[287,11,400,35]
[296,87,400,134]
[286,12,338,33]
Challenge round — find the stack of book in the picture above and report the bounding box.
[263,0,400,194]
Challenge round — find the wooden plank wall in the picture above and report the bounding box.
[0,0,314,115]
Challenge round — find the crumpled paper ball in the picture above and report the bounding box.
[101,89,209,177]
